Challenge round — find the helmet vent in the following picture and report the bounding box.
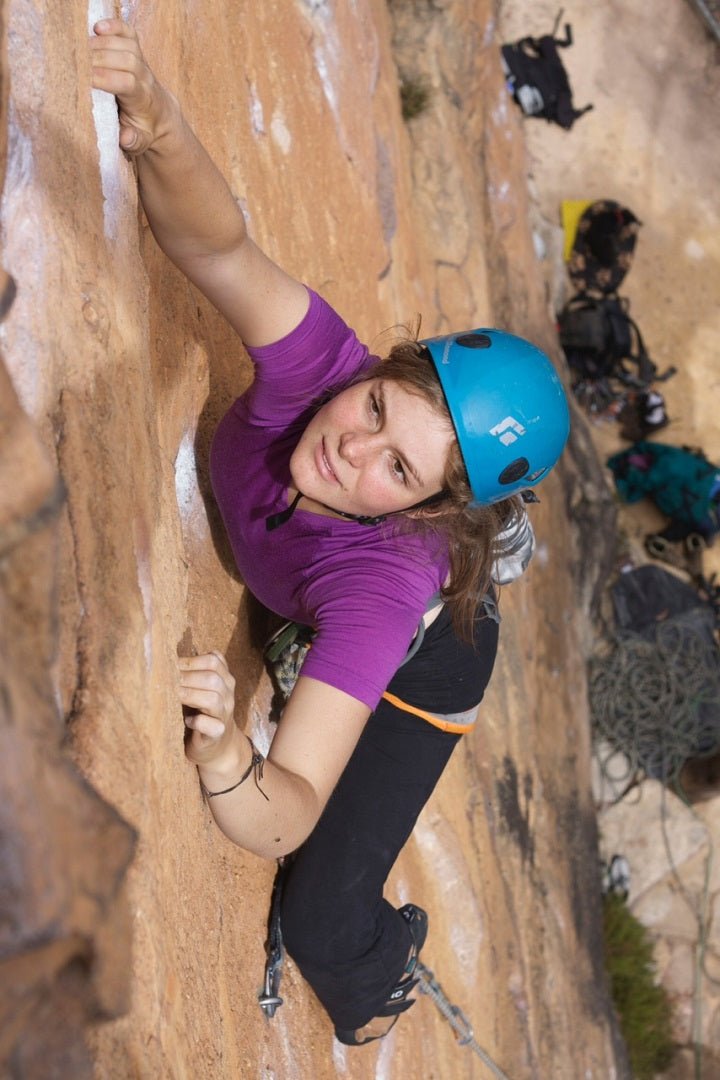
[455,333,492,349]
[498,457,530,485]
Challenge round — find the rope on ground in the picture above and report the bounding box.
[415,961,511,1080]
[589,616,720,785]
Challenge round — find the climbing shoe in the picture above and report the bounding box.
[334,904,428,1047]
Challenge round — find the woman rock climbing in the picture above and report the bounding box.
[91,19,569,1046]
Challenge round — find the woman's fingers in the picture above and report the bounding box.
[184,713,225,740]
[179,653,235,689]
[179,685,228,717]
[90,20,164,155]
[178,652,236,746]
[92,17,139,42]
[179,650,232,672]
[90,25,144,86]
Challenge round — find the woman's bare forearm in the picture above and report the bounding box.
[135,91,248,272]
[197,727,322,859]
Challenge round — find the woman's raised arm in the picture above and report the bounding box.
[90,20,309,346]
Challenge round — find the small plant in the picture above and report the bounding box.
[602,892,676,1079]
[399,74,432,120]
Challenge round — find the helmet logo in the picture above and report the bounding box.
[490,416,526,446]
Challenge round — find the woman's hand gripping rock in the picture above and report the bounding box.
[178,651,240,770]
[90,19,175,155]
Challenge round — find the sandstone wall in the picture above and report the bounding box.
[1,2,625,1077]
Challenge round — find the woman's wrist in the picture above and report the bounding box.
[199,736,269,802]
[195,725,250,784]
[142,88,183,155]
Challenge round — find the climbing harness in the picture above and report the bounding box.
[265,613,493,734]
[415,961,511,1079]
[263,588,513,773]
[258,859,287,1019]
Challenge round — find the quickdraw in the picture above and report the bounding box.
[258,859,287,1019]
[416,960,511,1080]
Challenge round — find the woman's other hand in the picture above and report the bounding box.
[90,19,172,155]
[178,651,239,767]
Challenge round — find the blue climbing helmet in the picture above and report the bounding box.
[421,328,570,505]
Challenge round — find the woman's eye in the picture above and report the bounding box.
[392,458,407,483]
[369,393,380,418]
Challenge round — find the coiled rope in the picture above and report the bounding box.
[589,615,720,784]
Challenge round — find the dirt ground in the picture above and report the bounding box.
[4,1,717,1078]
[500,0,720,575]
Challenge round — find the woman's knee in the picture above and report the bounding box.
[281,870,374,968]
[280,872,333,964]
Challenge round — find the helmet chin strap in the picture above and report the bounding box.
[265,488,448,532]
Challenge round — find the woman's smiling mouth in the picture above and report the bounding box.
[317,438,340,484]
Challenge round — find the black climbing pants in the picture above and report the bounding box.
[279,606,498,1031]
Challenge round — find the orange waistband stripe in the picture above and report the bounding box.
[381,691,477,734]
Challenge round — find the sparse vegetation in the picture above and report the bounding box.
[399,74,432,120]
[602,893,676,1079]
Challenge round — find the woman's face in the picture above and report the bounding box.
[289,377,454,518]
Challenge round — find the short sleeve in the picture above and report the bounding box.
[244,289,375,425]
[298,534,448,710]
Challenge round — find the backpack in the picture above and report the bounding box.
[557,293,674,387]
[568,200,641,294]
[501,17,593,130]
[607,441,720,536]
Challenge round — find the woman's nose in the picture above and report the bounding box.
[339,431,375,466]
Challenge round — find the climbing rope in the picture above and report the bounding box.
[415,961,511,1079]
[589,614,720,785]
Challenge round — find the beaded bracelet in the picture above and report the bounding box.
[200,736,269,801]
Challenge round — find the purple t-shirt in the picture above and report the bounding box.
[210,289,449,710]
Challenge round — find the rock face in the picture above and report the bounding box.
[0,2,625,1078]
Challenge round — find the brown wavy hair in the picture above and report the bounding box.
[363,340,523,643]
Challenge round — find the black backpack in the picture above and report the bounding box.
[568,200,641,294]
[557,293,675,386]
[501,16,593,130]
